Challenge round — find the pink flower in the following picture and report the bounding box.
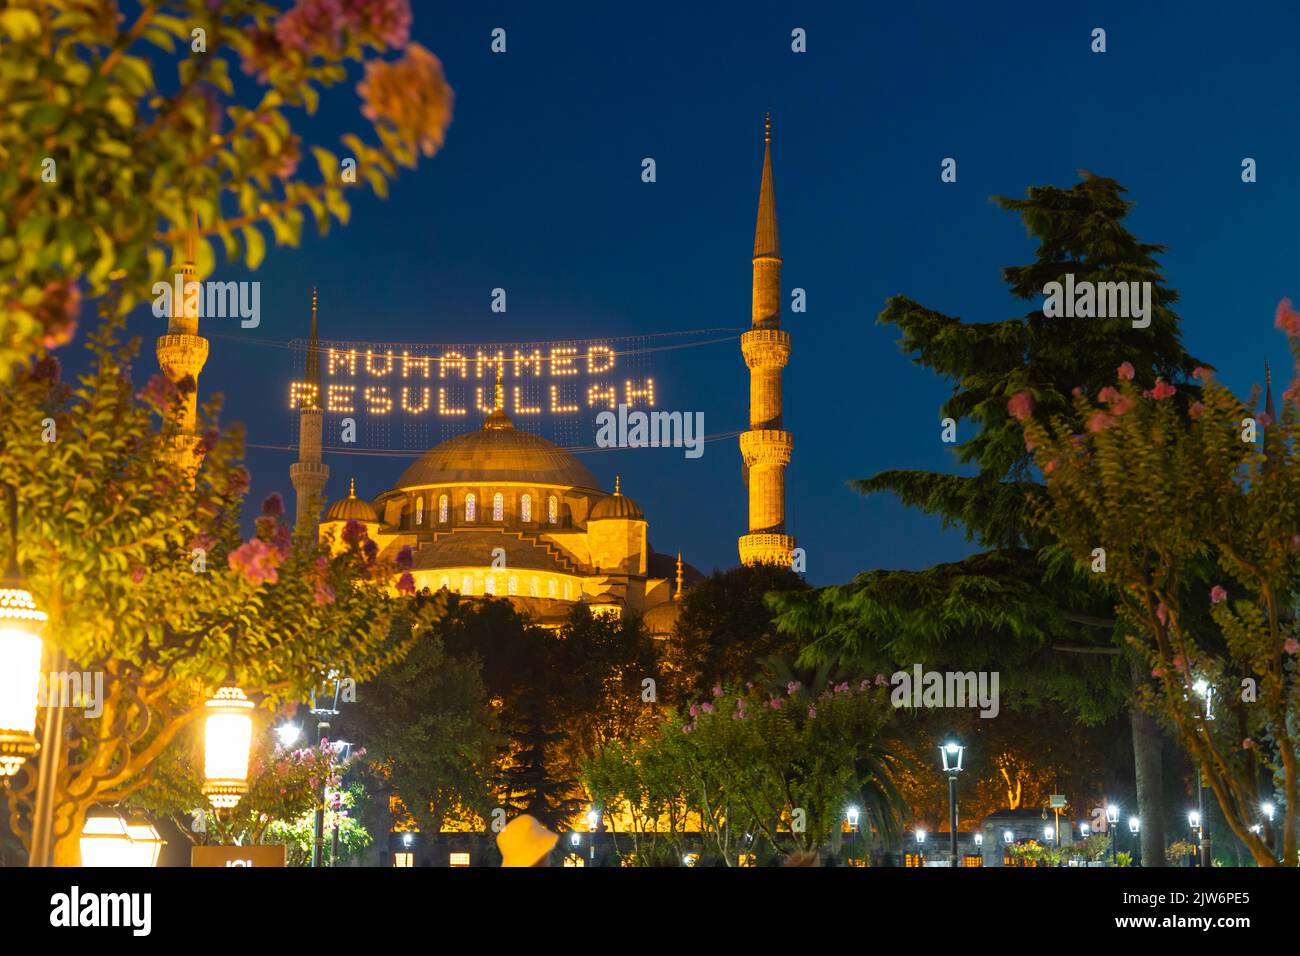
[688,704,699,717]
[1276,298,1300,337]
[1007,391,1035,422]
[1117,361,1135,381]
[1144,378,1176,400]
[787,680,801,695]
[130,566,146,584]
[807,706,817,719]
[701,702,714,713]
[396,545,414,570]
[228,537,283,585]
[362,538,378,563]
[874,674,887,686]
[358,44,454,159]
[342,518,366,545]
[313,580,335,604]
[1210,585,1227,604]
[769,697,783,710]
[712,685,723,698]
[1189,401,1204,419]
[1243,738,1255,750]
[1258,411,1274,426]
[1087,410,1115,433]
[681,723,692,735]
[137,372,178,408]
[396,571,415,595]
[1097,385,1121,405]
[262,492,285,517]
[1044,459,1059,474]
[1151,666,1166,678]
[1284,638,1299,655]
[1171,655,1186,671]
[271,523,293,558]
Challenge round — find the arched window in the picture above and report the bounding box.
[465,493,476,522]
[493,493,504,522]
[507,575,518,596]
[547,579,557,598]
[563,581,571,600]
[414,496,424,526]
[529,577,540,597]
[548,495,558,525]
[438,494,449,524]
[520,494,532,523]
[461,574,473,594]
[485,575,496,596]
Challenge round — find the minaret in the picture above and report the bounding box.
[290,288,330,533]
[738,114,795,567]
[155,212,210,481]
[675,551,684,600]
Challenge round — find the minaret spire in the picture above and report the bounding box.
[738,114,795,567]
[155,205,210,483]
[675,551,684,600]
[291,288,330,535]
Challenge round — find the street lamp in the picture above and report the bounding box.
[845,806,861,866]
[201,682,254,810]
[275,723,302,748]
[0,483,46,778]
[939,740,964,866]
[310,672,345,868]
[80,812,164,867]
[1106,804,1120,863]
[1042,824,1054,844]
[1128,816,1142,866]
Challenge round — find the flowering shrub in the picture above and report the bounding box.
[583,678,903,865]
[1017,305,1300,866]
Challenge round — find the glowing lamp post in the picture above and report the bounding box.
[80,813,164,867]
[1106,804,1120,862]
[939,741,964,866]
[0,581,46,778]
[0,483,46,779]
[202,682,254,810]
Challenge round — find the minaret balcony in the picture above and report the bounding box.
[740,429,793,468]
[738,533,796,568]
[155,333,209,380]
[290,461,329,484]
[741,329,791,369]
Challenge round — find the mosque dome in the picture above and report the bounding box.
[589,476,644,520]
[392,407,598,491]
[325,479,378,522]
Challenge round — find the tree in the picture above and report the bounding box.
[339,599,500,837]
[1019,310,1300,866]
[664,564,807,704]
[771,174,1206,865]
[0,0,452,379]
[0,324,437,864]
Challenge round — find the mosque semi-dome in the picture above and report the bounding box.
[324,479,379,522]
[589,477,644,520]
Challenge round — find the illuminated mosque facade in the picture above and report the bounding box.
[283,120,794,631]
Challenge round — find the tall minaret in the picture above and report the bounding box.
[738,114,795,567]
[156,213,210,482]
[290,288,329,533]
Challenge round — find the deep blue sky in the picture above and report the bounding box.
[109,1,1300,584]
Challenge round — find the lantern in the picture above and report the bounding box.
[80,813,164,867]
[939,741,964,773]
[0,579,47,777]
[202,682,254,809]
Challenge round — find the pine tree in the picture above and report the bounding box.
[773,173,1205,864]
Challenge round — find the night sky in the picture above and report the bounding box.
[105,1,1300,584]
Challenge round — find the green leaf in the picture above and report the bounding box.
[242,226,266,270]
